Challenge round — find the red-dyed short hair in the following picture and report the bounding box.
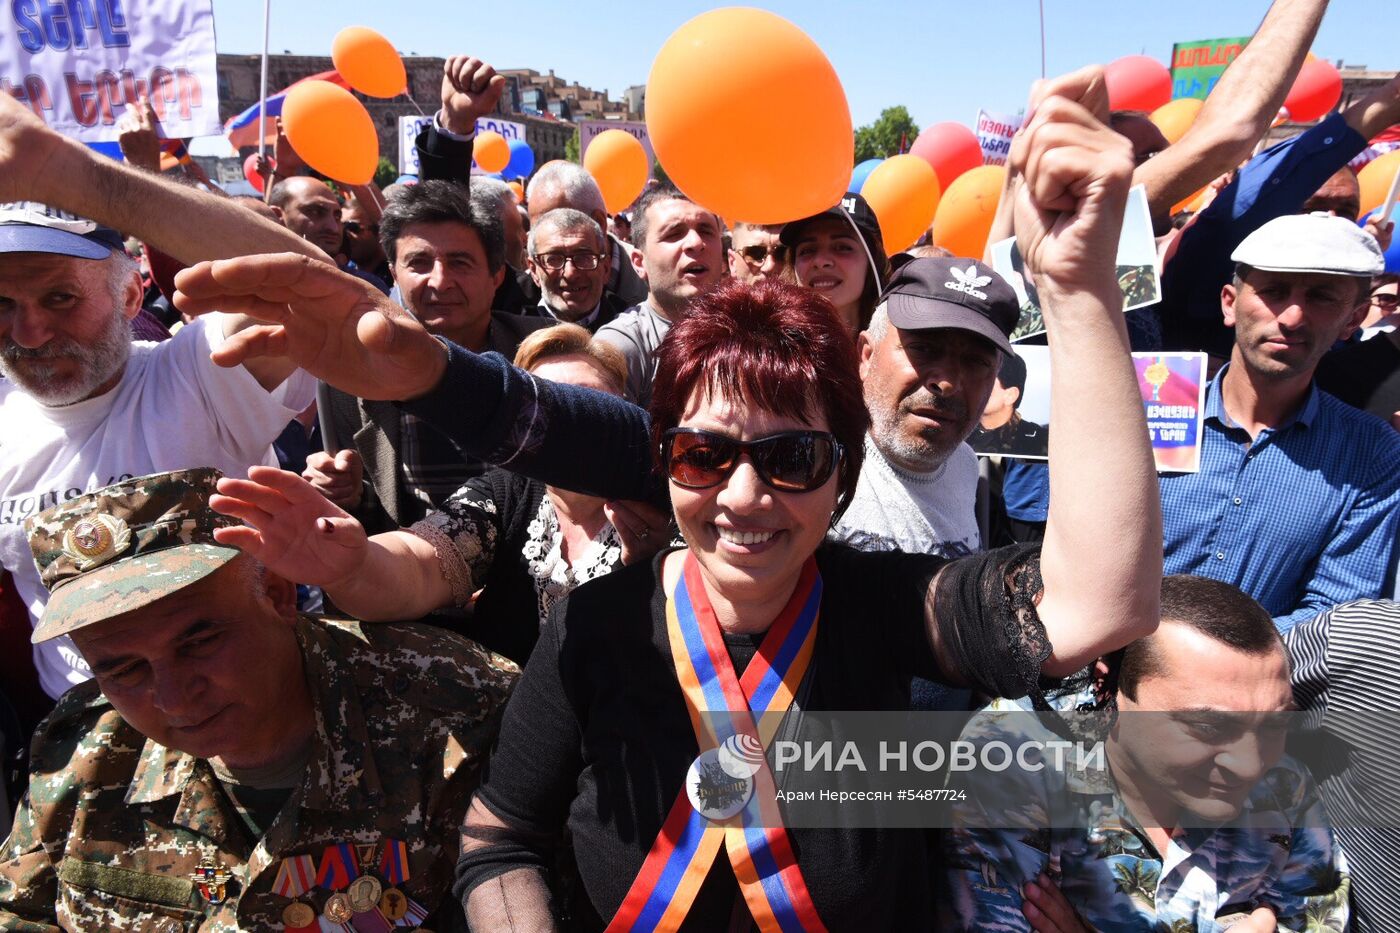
[649,279,869,517]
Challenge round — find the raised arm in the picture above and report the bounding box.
[1135,0,1327,225]
[415,54,505,186]
[173,255,657,500]
[0,92,320,267]
[1004,75,1161,676]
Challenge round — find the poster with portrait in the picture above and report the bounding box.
[970,348,1207,473]
[990,185,1161,341]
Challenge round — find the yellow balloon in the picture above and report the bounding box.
[1358,150,1400,219]
[929,165,1005,260]
[1150,98,1203,146]
[645,8,851,224]
[281,80,379,185]
[584,130,650,214]
[473,132,511,174]
[861,155,942,252]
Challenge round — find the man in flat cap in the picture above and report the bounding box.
[1159,213,1400,630]
[0,469,517,931]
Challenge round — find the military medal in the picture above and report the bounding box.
[281,900,317,930]
[378,887,409,921]
[323,891,354,922]
[189,856,233,906]
[316,843,361,890]
[686,747,752,821]
[347,875,383,913]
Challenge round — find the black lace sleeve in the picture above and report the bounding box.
[931,544,1054,704]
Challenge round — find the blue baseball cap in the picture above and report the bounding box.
[0,202,125,259]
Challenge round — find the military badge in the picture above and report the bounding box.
[323,891,354,922]
[189,855,233,905]
[281,900,317,930]
[347,874,383,913]
[378,886,409,921]
[60,513,131,571]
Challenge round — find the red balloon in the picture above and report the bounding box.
[1104,55,1172,112]
[1284,58,1342,124]
[242,153,274,193]
[908,122,983,191]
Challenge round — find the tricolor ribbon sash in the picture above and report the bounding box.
[607,554,827,933]
[316,843,361,890]
[273,854,316,898]
[378,838,410,885]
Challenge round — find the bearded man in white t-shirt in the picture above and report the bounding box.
[831,257,1021,559]
[0,92,328,699]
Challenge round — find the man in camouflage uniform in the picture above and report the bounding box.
[0,469,518,931]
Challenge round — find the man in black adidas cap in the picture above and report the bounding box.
[832,256,1020,560]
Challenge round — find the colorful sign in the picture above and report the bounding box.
[397,115,527,176]
[1170,36,1251,101]
[975,109,1021,167]
[2,0,220,142]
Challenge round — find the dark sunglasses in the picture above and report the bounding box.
[661,428,843,493]
[343,221,380,236]
[738,244,788,266]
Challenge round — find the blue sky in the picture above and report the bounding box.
[210,0,1392,128]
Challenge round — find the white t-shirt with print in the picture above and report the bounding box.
[0,314,315,699]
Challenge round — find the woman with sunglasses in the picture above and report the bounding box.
[185,84,1158,929]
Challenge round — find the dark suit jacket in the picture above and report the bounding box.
[415,124,649,310]
[516,289,629,334]
[317,310,551,534]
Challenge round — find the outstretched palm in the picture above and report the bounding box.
[173,253,446,401]
[211,467,369,588]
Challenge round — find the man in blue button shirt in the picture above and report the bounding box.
[1160,213,1400,631]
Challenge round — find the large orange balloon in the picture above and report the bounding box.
[861,155,942,252]
[1150,98,1203,146]
[1358,150,1400,219]
[331,26,406,98]
[473,132,510,174]
[281,80,378,185]
[646,8,851,224]
[584,130,649,214]
[929,165,1005,260]
[1105,55,1172,112]
[1284,58,1342,124]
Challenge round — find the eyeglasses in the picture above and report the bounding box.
[661,428,843,493]
[737,244,787,267]
[343,221,380,236]
[536,251,602,272]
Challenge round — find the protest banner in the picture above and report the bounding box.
[398,114,527,176]
[1170,36,1250,101]
[991,185,1160,341]
[974,109,1021,167]
[969,346,1207,473]
[2,0,220,142]
[579,119,655,181]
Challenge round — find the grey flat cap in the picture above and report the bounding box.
[1231,212,1384,277]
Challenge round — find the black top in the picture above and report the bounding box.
[1314,334,1400,424]
[455,542,1046,929]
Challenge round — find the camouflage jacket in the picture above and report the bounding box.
[0,617,517,931]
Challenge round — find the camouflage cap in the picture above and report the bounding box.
[24,469,242,643]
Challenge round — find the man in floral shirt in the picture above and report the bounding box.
[944,576,1348,932]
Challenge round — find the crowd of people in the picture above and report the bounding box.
[0,1,1398,929]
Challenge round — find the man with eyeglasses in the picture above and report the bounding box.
[341,193,388,285]
[727,223,786,283]
[524,208,628,332]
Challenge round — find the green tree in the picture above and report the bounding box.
[374,156,398,188]
[564,129,580,163]
[652,159,671,187]
[854,106,919,163]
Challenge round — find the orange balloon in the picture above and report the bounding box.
[473,132,511,174]
[1150,98,1203,146]
[331,26,406,98]
[281,80,378,185]
[507,180,525,202]
[646,8,851,224]
[929,165,1005,260]
[1358,150,1400,219]
[861,155,942,252]
[584,130,650,214]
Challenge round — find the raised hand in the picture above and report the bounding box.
[0,89,63,204]
[603,499,671,566]
[116,96,162,173]
[172,252,448,401]
[1008,65,1134,297]
[211,467,369,588]
[440,55,506,136]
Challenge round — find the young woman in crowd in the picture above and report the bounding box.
[779,192,888,335]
